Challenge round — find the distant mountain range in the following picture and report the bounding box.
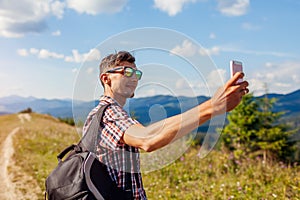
[1,90,300,127]
[0,95,73,117]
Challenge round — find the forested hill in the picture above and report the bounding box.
[0,89,299,125]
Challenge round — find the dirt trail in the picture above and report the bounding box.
[0,114,41,200]
[18,113,32,124]
[0,127,20,200]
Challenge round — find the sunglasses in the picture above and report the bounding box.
[106,66,143,80]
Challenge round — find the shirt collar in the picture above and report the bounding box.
[99,95,121,107]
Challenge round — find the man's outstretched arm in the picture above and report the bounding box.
[123,72,249,152]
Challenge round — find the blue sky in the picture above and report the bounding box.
[0,0,299,100]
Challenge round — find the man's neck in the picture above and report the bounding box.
[103,91,126,107]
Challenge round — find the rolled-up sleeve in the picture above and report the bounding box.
[100,104,139,150]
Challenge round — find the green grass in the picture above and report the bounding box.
[143,148,300,199]
[11,113,80,199]
[2,113,299,199]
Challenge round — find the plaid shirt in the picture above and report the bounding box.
[83,96,147,200]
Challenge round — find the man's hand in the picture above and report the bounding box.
[211,72,249,115]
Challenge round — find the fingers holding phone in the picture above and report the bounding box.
[230,60,243,84]
[228,60,249,98]
[229,60,249,96]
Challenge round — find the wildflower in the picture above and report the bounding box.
[272,193,277,198]
[236,181,242,191]
[235,159,241,165]
[279,162,286,169]
[220,183,225,191]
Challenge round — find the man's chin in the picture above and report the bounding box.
[122,92,134,98]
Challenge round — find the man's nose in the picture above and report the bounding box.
[130,74,139,81]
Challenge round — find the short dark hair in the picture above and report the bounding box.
[99,51,135,75]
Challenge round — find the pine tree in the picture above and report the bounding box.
[221,93,297,163]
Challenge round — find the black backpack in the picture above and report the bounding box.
[45,104,133,200]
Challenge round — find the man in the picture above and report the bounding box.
[83,51,249,199]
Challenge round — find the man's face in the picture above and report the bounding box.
[108,61,139,98]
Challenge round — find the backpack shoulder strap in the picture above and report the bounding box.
[56,144,76,161]
[79,103,110,152]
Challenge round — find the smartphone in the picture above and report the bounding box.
[230,60,243,84]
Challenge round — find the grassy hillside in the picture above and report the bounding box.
[0,114,24,149]
[0,113,80,199]
[1,113,299,199]
[143,148,300,199]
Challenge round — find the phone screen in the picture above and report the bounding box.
[230,60,243,83]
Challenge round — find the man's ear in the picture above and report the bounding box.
[100,73,111,86]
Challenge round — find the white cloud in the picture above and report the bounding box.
[137,88,157,98]
[52,30,61,36]
[0,0,129,38]
[38,49,64,59]
[170,40,198,57]
[29,48,39,55]
[18,48,64,59]
[17,47,100,63]
[175,79,207,96]
[86,67,95,74]
[219,46,297,58]
[154,0,197,16]
[0,0,65,38]
[199,46,220,56]
[86,48,101,62]
[17,49,29,57]
[171,41,221,58]
[51,1,65,19]
[206,69,226,88]
[176,78,189,90]
[265,62,273,68]
[65,48,101,63]
[292,74,300,83]
[66,0,128,15]
[177,44,296,59]
[65,50,81,63]
[249,61,300,95]
[217,0,250,16]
